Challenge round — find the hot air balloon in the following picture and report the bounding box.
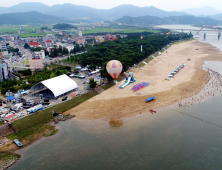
[140,36,143,39]
[106,60,123,80]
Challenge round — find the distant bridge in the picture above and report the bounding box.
[166,26,221,39]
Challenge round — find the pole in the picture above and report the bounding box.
[141,45,142,52]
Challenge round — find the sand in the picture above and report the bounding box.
[64,40,222,120]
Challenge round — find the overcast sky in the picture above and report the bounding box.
[1,0,222,11]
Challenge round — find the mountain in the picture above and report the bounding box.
[116,15,222,26]
[0,11,66,25]
[0,3,190,21]
[105,5,189,20]
[181,6,221,16]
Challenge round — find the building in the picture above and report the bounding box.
[30,75,78,98]
[29,42,41,48]
[18,30,26,34]
[79,31,82,37]
[0,43,6,51]
[35,50,45,59]
[77,38,85,45]
[29,58,44,70]
[99,39,104,43]
[45,40,53,47]
[0,63,9,82]
[43,34,56,42]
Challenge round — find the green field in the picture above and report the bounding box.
[82,26,159,34]
[101,76,125,90]
[0,25,53,34]
[18,33,50,37]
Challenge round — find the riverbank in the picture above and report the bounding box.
[64,40,222,120]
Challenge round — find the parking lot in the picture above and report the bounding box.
[0,70,101,122]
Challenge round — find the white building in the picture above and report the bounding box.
[18,30,26,34]
[43,34,56,42]
[0,63,9,82]
[35,50,45,59]
[0,43,6,51]
[79,31,82,37]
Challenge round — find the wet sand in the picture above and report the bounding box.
[64,40,222,120]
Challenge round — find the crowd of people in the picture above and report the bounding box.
[178,67,222,108]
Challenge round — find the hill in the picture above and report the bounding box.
[52,23,77,30]
[0,11,66,25]
[116,15,222,26]
[0,3,190,21]
[207,13,222,21]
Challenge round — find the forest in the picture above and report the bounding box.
[65,32,193,72]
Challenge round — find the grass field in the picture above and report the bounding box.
[101,76,125,90]
[7,123,55,141]
[13,91,98,131]
[0,151,20,162]
[17,33,49,37]
[20,59,29,64]
[0,25,53,34]
[82,26,159,35]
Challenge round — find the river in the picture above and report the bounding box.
[9,25,222,170]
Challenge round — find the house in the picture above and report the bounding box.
[35,50,45,59]
[77,38,85,45]
[99,39,104,43]
[116,34,121,38]
[43,34,56,42]
[36,30,42,33]
[0,43,6,51]
[29,42,40,48]
[29,58,44,70]
[18,30,26,34]
[45,40,53,47]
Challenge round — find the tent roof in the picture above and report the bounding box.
[31,75,78,97]
[145,96,155,102]
[6,96,15,101]
[5,114,16,119]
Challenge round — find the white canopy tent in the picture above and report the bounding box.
[30,75,78,98]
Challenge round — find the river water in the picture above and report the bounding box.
[10,25,222,170]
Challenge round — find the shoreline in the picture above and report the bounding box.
[1,39,222,169]
[64,40,222,120]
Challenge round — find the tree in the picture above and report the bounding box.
[88,64,96,71]
[100,62,113,82]
[89,78,97,89]
[22,69,32,76]
[24,43,30,49]
[50,72,56,78]
[44,49,49,56]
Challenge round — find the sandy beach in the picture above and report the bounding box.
[64,40,222,120]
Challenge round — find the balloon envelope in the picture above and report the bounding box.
[106,60,123,80]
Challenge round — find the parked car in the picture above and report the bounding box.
[17,112,25,118]
[62,96,67,101]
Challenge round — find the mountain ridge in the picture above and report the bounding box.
[0,2,190,20]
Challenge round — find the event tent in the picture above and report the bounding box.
[30,75,78,98]
[6,96,16,102]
